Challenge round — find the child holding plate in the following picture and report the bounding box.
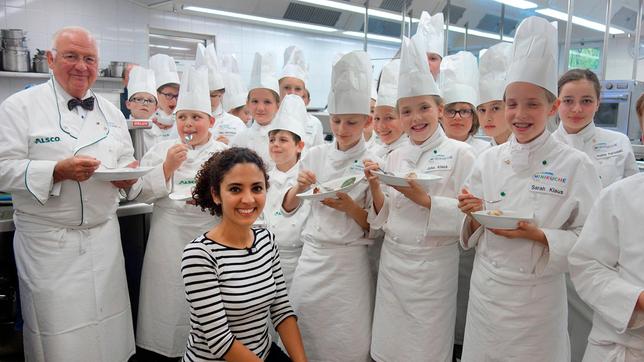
[281,51,379,362]
[363,35,476,362]
[129,66,227,360]
[456,17,601,361]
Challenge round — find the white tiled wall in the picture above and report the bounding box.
[0,0,399,108]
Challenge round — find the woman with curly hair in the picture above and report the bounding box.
[182,147,307,362]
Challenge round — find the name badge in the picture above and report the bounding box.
[425,153,453,172]
[593,142,623,159]
[347,160,365,175]
[530,171,568,197]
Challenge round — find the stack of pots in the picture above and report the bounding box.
[2,29,31,72]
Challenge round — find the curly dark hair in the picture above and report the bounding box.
[192,147,270,216]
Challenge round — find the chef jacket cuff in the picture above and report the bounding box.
[368,195,390,230]
[625,288,644,332]
[536,228,574,275]
[427,196,461,237]
[25,160,58,205]
[460,214,482,250]
[281,193,302,216]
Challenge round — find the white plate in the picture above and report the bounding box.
[296,175,364,201]
[373,170,442,188]
[169,192,192,201]
[92,166,153,182]
[472,210,534,230]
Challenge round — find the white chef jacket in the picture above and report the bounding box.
[460,131,602,362]
[466,134,492,155]
[569,173,644,362]
[368,127,475,362]
[0,79,136,362]
[211,105,247,144]
[131,136,226,357]
[263,163,310,289]
[144,109,178,154]
[552,122,638,188]
[304,113,324,151]
[371,134,408,160]
[230,120,273,168]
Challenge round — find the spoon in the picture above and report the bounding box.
[184,134,194,149]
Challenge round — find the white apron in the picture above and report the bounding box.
[290,241,374,362]
[371,239,458,362]
[14,217,135,362]
[133,138,225,357]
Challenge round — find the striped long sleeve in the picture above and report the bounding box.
[181,229,296,362]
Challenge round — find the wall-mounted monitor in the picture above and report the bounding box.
[568,47,601,71]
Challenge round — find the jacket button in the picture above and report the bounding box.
[393,236,399,241]
[316,226,321,231]
[519,267,525,273]
[492,261,498,267]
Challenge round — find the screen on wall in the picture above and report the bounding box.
[568,47,601,71]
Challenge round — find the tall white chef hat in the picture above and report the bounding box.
[149,54,180,89]
[222,73,248,112]
[505,16,559,97]
[127,66,157,101]
[414,11,445,58]
[478,42,513,105]
[376,59,400,108]
[221,54,240,74]
[248,52,280,96]
[327,51,372,115]
[267,94,307,139]
[175,66,211,115]
[279,45,308,84]
[440,51,479,106]
[398,36,441,100]
[195,43,226,91]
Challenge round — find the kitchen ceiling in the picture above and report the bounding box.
[141,0,643,49]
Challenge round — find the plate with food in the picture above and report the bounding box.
[92,166,154,182]
[296,175,365,201]
[372,170,442,188]
[471,210,534,230]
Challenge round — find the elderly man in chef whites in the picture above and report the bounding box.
[0,26,138,361]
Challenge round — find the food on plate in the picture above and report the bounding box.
[487,210,504,216]
[340,177,356,188]
[313,187,321,194]
[406,172,417,179]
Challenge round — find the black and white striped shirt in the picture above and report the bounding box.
[181,228,295,361]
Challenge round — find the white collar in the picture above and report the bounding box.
[329,136,367,168]
[51,78,91,104]
[508,130,550,173]
[557,121,595,149]
[403,126,446,166]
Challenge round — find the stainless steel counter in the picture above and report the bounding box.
[0,202,153,233]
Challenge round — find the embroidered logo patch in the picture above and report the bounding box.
[593,142,623,159]
[34,136,61,144]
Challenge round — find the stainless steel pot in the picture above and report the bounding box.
[108,61,127,78]
[1,29,25,39]
[2,37,26,48]
[32,49,48,73]
[2,47,30,72]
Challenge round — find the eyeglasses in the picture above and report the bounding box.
[130,97,157,105]
[158,91,179,101]
[445,108,474,119]
[51,49,98,66]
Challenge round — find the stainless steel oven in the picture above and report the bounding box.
[597,80,644,141]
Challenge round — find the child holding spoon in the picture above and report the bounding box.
[456,17,601,361]
[128,66,228,361]
[363,36,475,362]
[281,51,379,362]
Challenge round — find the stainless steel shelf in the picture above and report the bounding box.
[0,71,122,82]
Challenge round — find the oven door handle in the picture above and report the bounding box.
[601,94,629,101]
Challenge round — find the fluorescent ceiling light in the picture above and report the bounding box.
[149,44,191,51]
[295,0,419,23]
[343,31,401,43]
[536,8,625,35]
[183,5,338,33]
[149,34,204,43]
[447,25,514,42]
[492,0,537,10]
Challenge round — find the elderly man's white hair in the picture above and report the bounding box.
[50,26,98,53]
